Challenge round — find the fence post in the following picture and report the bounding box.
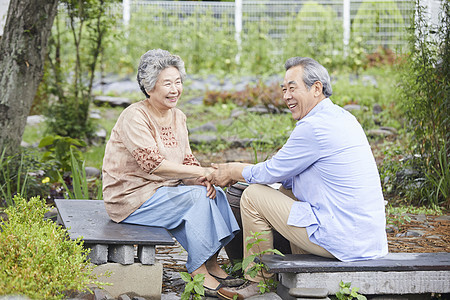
[123,0,130,27]
[343,0,351,57]
[235,0,242,64]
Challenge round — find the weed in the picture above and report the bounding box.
[336,281,367,300]
[233,231,284,294]
[180,272,205,300]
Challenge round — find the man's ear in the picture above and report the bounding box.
[313,81,323,97]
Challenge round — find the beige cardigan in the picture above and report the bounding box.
[102,99,199,222]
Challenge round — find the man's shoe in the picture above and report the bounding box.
[212,274,245,287]
[217,286,244,300]
[230,281,260,298]
[204,283,243,300]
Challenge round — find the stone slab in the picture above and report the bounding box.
[55,199,174,245]
[261,253,450,273]
[279,270,450,295]
[92,262,163,299]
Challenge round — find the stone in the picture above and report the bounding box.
[137,245,155,265]
[92,262,164,299]
[93,96,131,108]
[26,115,45,126]
[373,103,383,115]
[85,167,101,178]
[108,245,135,265]
[118,295,132,300]
[343,104,361,111]
[289,288,328,298]
[189,122,217,133]
[189,134,218,145]
[366,128,396,138]
[87,244,108,265]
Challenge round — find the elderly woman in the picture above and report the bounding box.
[102,49,242,299]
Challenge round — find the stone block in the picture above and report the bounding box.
[138,245,155,265]
[91,262,163,299]
[87,244,108,265]
[108,245,134,265]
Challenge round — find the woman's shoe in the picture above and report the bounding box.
[211,274,245,287]
[203,282,223,297]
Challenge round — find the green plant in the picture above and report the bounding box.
[57,148,90,200]
[351,0,406,53]
[0,148,53,208]
[180,272,205,300]
[42,0,118,140]
[39,135,86,181]
[233,231,283,294]
[336,281,367,300]
[399,0,449,208]
[284,2,343,69]
[0,149,29,207]
[0,195,106,299]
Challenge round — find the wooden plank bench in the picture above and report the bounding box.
[55,199,174,265]
[261,253,450,299]
[54,199,175,298]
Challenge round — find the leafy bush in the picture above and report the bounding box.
[0,149,52,207]
[284,2,343,69]
[352,0,406,53]
[203,81,284,110]
[0,195,105,299]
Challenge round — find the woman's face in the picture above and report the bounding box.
[147,67,183,110]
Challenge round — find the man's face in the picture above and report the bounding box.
[281,66,317,120]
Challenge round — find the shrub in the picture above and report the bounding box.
[398,0,449,208]
[352,0,406,53]
[0,195,105,299]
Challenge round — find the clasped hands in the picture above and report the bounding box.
[193,162,247,199]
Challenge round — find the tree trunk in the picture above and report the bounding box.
[0,0,59,156]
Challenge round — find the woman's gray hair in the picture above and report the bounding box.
[137,49,186,98]
[284,57,333,98]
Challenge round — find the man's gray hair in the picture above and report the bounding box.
[284,57,332,98]
[137,49,186,98]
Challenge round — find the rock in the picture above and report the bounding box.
[85,167,101,178]
[26,115,45,126]
[90,110,102,119]
[366,128,396,138]
[118,295,132,300]
[247,292,282,299]
[343,104,361,111]
[90,127,108,146]
[373,103,383,115]
[231,109,245,118]
[188,134,218,145]
[94,96,131,108]
[189,122,217,133]
[186,97,204,105]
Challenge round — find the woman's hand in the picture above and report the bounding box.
[191,176,216,199]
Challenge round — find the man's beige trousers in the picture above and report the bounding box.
[240,184,334,282]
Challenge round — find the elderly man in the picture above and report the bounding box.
[208,57,388,298]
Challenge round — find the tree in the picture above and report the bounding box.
[0,0,59,156]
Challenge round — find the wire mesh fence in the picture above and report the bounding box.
[117,0,423,53]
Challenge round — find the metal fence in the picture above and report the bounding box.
[117,0,444,53]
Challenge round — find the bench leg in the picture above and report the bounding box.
[86,244,108,265]
[108,245,135,265]
[138,245,155,265]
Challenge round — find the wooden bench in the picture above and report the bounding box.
[261,253,450,300]
[54,199,175,298]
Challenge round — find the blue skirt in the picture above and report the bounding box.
[122,185,240,273]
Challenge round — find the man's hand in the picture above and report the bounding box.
[207,163,246,187]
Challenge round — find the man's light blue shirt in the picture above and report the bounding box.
[242,98,388,261]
